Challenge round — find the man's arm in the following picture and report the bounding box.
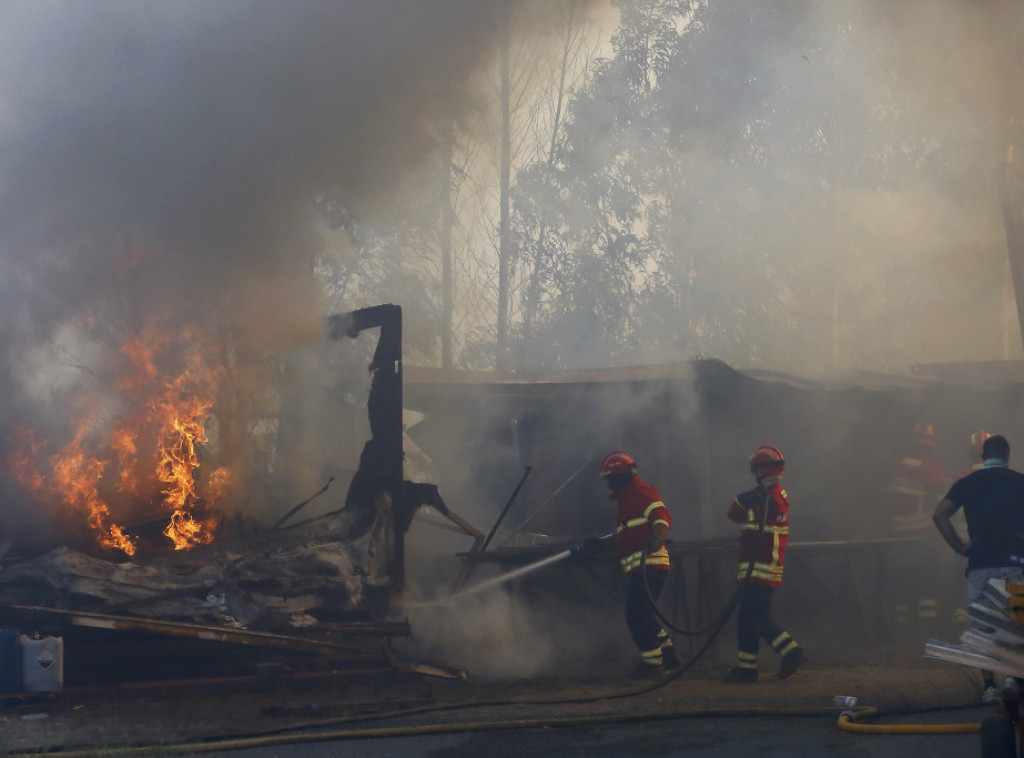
[648,522,670,551]
[726,499,748,523]
[933,497,972,556]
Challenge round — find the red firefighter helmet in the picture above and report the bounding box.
[600,450,636,477]
[967,430,992,457]
[913,423,937,447]
[749,445,785,475]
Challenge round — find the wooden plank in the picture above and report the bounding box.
[0,605,392,657]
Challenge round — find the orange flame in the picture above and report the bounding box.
[6,322,232,555]
[49,419,137,556]
[8,427,46,492]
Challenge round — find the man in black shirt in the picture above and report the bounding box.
[933,434,1024,702]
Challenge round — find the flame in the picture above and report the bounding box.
[111,425,138,495]
[6,322,232,555]
[8,427,46,492]
[50,419,137,556]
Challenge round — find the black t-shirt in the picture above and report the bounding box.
[945,464,1024,571]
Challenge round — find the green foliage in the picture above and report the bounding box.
[509,0,1015,373]
[321,0,1018,373]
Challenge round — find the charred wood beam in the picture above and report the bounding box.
[1,605,408,657]
[272,477,335,530]
[9,665,420,701]
[327,305,405,591]
[452,466,533,590]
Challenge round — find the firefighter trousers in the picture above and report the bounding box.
[625,568,669,663]
[736,583,798,664]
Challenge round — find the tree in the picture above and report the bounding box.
[509,0,1021,374]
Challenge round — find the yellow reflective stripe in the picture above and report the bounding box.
[640,649,663,664]
[643,501,666,519]
[770,632,790,648]
[621,548,670,572]
[740,523,788,534]
[778,640,798,657]
[901,457,923,467]
[617,517,648,532]
[736,562,783,581]
[771,532,780,567]
[652,519,669,529]
[737,651,758,669]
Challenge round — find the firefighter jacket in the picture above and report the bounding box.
[611,476,671,575]
[887,451,949,535]
[728,482,789,587]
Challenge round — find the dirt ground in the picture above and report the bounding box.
[0,655,990,756]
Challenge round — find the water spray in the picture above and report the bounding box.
[447,549,574,601]
[403,549,575,608]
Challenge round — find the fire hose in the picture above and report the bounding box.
[626,490,772,682]
[836,711,980,734]
[632,503,995,743]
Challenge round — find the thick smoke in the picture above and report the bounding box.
[0,1,612,551]
[394,0,1024,677]
[0,0,530,351]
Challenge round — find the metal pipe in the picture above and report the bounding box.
[500,458,590,547]
[480,465,533,552]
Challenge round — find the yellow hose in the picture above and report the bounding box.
[837,712,981,734]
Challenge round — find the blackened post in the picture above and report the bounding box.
[327,304,405,590]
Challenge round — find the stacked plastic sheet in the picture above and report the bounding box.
[925,573,1024,678]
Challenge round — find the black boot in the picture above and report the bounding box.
[777,647,807,680]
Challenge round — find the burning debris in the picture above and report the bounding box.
[0,306,441,665]
[7,321,231,556]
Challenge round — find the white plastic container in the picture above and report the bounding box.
[20,636,63,693]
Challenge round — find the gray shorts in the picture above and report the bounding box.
[967,566,1023,629]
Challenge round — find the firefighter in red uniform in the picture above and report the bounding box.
[599,450,681,677]
[722,445,806,683]
[887,423,951,634]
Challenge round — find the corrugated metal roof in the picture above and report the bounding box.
[404,360,702,386]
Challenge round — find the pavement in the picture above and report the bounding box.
[0,659,1005,756]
